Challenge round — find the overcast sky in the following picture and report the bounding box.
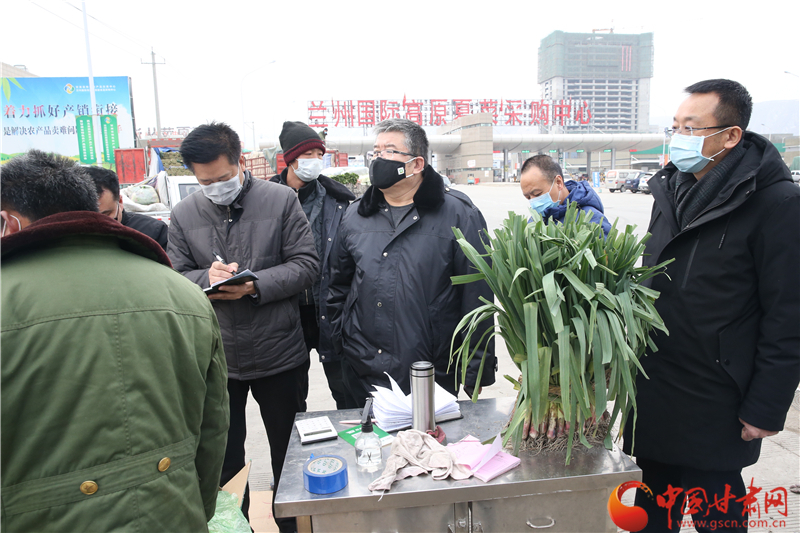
[3,0,799,148]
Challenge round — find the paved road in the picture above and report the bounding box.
[243,183,799,532]
[472,181,654,234]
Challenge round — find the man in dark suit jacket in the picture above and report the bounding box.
[86,167,168,250]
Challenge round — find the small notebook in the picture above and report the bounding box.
[204,269,259,295]
[338,425,393,447]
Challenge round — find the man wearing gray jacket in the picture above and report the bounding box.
[168,122,318,533]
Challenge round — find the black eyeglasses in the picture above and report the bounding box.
[366,149,417,160]
[669,125,733,136]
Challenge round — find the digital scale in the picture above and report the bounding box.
[295,416,338,444]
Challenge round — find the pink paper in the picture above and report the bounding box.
[472,451,521,482]
[447,434,521,482]
[447,436,487,470]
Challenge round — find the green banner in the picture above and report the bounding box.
[100,114,119,164]
[75,115,96,164]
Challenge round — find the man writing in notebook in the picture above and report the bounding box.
[167,122,318,533]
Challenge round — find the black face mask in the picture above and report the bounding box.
[369,157,416,190]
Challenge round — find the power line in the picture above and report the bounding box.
[63,1,154,56]
[27,1,143,60]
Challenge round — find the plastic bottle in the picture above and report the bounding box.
[355,398,382,467]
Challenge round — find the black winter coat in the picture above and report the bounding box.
[121,209,168,251]
[623,133,800,471]
[327,166,497,396]
[269,171,355,363]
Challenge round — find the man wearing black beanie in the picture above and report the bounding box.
[271,121,355,409]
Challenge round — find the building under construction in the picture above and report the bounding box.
[538,30,655,134]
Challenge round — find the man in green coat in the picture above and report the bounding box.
[1,150,229,532]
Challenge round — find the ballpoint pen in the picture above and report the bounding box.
[212,250,237,273]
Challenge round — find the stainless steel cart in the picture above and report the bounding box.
[275,398,640,532]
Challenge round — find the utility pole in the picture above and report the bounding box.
[81,1,102,164]
[142,49,165,138]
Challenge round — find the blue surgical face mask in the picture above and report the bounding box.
[528,180,558,216]
[669,127,732,174]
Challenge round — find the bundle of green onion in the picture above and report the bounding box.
[450,204,672,464]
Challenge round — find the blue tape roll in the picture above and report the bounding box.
[303,454,348,495]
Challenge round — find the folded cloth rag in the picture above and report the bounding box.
[368,429,472,492]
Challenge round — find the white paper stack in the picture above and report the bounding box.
[370,372,461,432]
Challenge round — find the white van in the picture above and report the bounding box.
[605,169,641,193]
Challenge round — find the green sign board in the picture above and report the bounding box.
[100,114,119,164]
[576,149,585,153]
[603,149,612,152]
[549,149,558,153]
[75,115,96,164]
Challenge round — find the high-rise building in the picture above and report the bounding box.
[538,31,654,133]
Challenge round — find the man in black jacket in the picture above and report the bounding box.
[86,166,168,250]
[270,121,355,409]
[623,79,799,532]
[328,118,496,408]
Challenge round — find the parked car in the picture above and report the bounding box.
[791,170,800,183]
[638,171,656,194]
[621,172,646,193]
[605,169,640,193]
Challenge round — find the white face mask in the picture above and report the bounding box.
[1,213,21,237]
[200,165,242,205]
[293,158,324,183]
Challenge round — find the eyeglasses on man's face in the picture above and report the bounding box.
[367,149,416,160]
[669,125,733,136]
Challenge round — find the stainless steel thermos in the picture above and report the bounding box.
[410,361,435,432]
